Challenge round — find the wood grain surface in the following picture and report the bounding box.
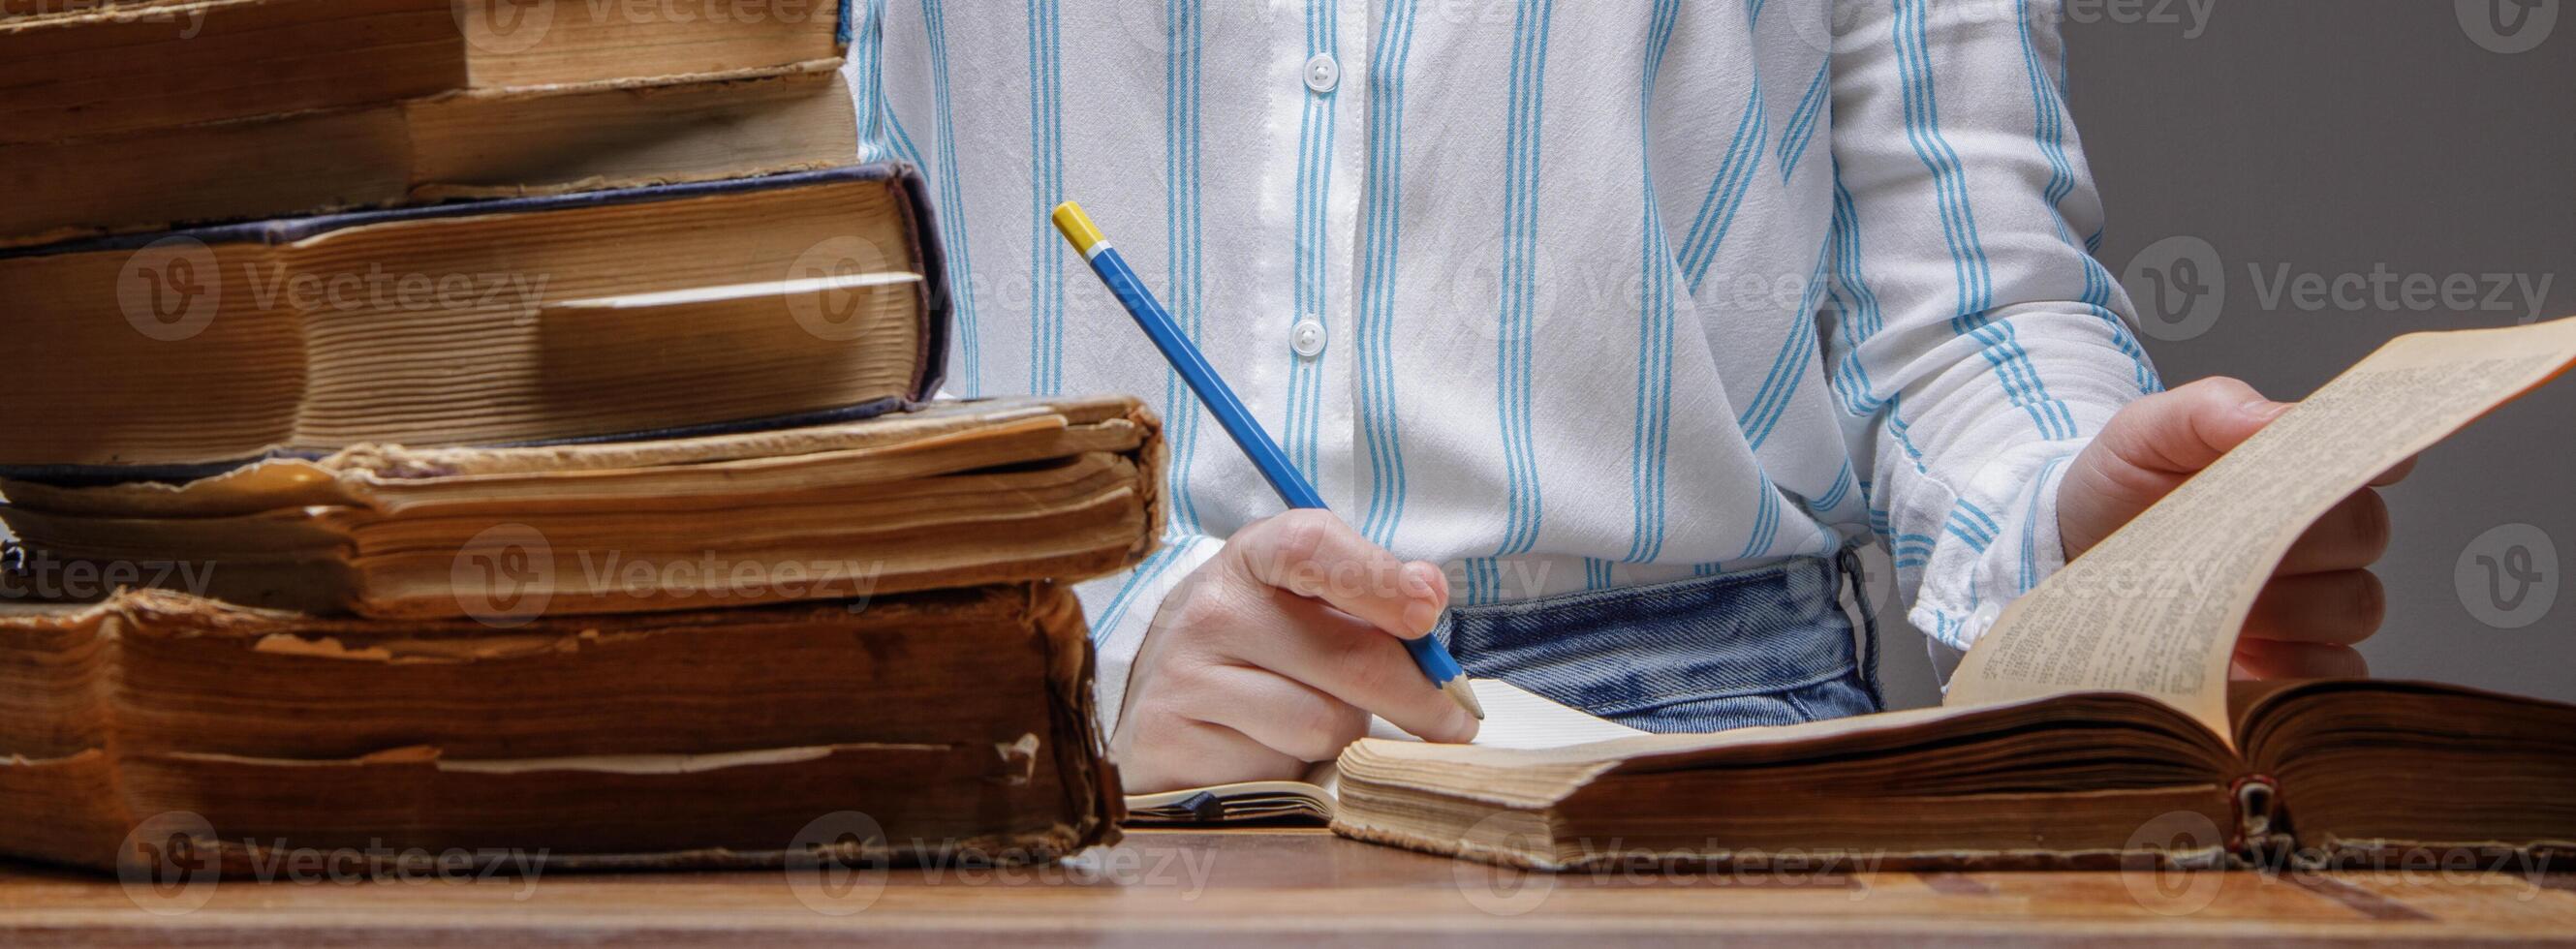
[2,828,2570,946]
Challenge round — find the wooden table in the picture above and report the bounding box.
[3,829,2571,946]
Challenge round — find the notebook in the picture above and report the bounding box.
[1126,679,1646,824]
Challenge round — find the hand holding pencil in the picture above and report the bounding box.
[1052,202,1483,793]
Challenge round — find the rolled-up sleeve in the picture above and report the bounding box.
[1819,0,2162,649]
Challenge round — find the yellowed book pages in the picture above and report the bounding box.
[0,0,843,143]
[2,64,856,248]
[1,166,925,469]
[0,396,1167,619]
[1947,316,2576,734]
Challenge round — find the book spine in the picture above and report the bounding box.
[2232,773,2287,867]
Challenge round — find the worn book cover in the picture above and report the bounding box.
[2,164,950,477]
[0,582,1122,874]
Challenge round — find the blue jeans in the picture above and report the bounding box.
[1438,550,1884,733]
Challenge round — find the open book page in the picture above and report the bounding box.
[1946,317,2576,735]
[1127,679,1643,817]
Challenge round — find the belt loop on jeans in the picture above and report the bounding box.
[1836,544,1885,709]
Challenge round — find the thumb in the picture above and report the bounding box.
[2061,377,2290,557]
[2092,377,2288,476]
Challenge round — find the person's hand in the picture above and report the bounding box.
[1111,510,1477,792]
[2057,378,2412,679]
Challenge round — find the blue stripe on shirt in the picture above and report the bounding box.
[1777,58,1830,182]
[1738,233,1837,449]
[2014,12,2158,397]
[1358,0,1424,548]
[1891,0,2076,441]
[918,0,981,395]
[1495,0,1556,557]
[1025,0,1062,395]
[850,0,885,163]
[2018,452,2075,591]
[1284,0,1339,478]
[1678,73,1769,291]
[1162,0,1207,532]
[1624,0,1683,565]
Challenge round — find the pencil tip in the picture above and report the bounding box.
[1444,678,1486,720]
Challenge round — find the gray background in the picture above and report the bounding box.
[1878,0,2576,709]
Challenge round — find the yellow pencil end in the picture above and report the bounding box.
[1050,201,1105,257]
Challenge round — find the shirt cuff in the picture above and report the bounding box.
[1907,439,2087,651]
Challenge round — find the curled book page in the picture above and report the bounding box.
[1946,317,2576,735]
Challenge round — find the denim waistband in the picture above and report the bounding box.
[1436,552,1879,721]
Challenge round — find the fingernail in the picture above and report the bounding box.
[1448,708,1480,743]
[2242,399,2292,420]
[1400,564,1435,599]
[1403,598,1443,637]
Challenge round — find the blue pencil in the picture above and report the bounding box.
[1052,201,1483,721]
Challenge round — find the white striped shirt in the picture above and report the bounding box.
[842,0,2161,720]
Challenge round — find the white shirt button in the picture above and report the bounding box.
[1303,54,1339,93]
[1290,318,1326,358]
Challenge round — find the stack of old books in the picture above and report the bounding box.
[0,0,1151,874]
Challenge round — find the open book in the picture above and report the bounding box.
[1325,317,2576,870]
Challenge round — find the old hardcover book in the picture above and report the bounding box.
[0,582,1122,872]
[1,165,946,475]
[1,0,845,142]
[2,63,859,247]
[1328,316,2576,871]
[0,396,1164,619]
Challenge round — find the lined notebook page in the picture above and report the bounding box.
[1363,679,1647,750]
